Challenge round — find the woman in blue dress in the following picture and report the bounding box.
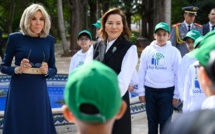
[0,4,57,134]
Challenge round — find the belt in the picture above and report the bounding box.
[23,68,42,74]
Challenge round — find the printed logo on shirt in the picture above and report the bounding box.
[76,61,84,68]
[192,76,203,93]
[194,76,200,89]
[148,53,167,70]
[151,53,165,66]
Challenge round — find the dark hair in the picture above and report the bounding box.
[210,8,215,13]
[99,8,131,40]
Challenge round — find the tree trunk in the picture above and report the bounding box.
[125,12,132,30]
[68,0,88,55]
[147,0,166,41]
[89,0,97,40]
[164,0,171,26]
[102,0,109,13]
[57,0,69,56]
[8,0,14,34]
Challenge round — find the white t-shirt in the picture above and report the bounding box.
[178,53,197,100]
[68,50,88,74]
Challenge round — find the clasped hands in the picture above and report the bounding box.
[15,58,48,75]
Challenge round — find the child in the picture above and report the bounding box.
[137,22,181,134]
[92,18,102,41]
[178,30,202,100]
[183,36,206,112]
[62,60,127,134]
[68,30,92,74]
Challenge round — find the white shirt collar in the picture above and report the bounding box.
[209,22,214,31]
[106,38,118,52]
[184,21,193,30]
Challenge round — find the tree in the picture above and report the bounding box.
[0,0,15,34]
[89,0,97,40]
[68,0,88,55]
[57,0,69,56]
[118,0,141,30]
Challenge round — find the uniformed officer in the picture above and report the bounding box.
[170,6,203,57]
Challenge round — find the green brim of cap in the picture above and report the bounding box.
[92,23,101,28]
[189,30,215,66]
[77,30,92,40]
[194,36,204,48]
[183,30,202,41]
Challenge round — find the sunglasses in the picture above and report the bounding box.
[27,49,45,68]
[78,38,90,42]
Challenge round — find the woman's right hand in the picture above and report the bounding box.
[16,59,31,73]
[139,96,145,103]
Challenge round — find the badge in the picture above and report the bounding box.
[181,33,185,37]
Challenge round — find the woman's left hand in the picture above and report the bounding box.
[40,62,49,75]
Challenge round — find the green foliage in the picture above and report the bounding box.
[130,33,137,44]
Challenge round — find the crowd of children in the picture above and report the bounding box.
[65,12,210,134]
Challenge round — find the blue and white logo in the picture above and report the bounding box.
[149,53,167,70]
[151,53,165,66]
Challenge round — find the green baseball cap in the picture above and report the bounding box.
[64,60,122,123]
[154,22,170,33]
[77,30,92,40]
[92,18,101,28]
[194,36,204,48]
[190,30,215,66]
[183,30,201,41]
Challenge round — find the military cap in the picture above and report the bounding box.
[182,6,199,15]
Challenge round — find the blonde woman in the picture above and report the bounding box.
[1,4,57,134]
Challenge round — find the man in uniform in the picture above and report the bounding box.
[170,6,202,57]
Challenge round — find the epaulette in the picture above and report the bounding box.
[194,23,202,28]
[172,23,181,27]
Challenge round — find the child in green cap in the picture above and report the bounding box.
[137,22,181,134]
[182,35,206,112]
[63,60,127,134]
[191,30,215,109]
[177,30,202,103]
[68,30,92,74]
[92,18,102,41]
[162,31,215,134]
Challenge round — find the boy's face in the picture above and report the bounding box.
[153,29,170,46]
[77,35,91,50]
[185,38,194,51]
